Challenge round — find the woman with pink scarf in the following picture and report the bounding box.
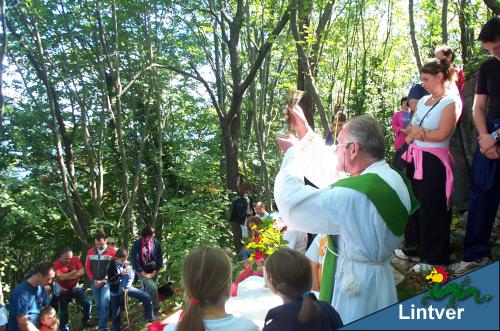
[395,58,461,273]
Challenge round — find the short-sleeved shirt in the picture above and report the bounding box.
[476,57,500,118]
[411,95,456,148]
[53,257,83,289]
[0,306,8,326]
[163,314,259,331]
[7,280,48,330]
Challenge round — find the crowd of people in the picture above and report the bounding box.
[1,15,498,331]
[2,226,163,331]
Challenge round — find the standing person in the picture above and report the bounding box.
[396,58,460,272]
[274,110,419,324]
[452,16,500,275]
[229,182,251,255]
[163,247,259,331]
[435,44,470,213]
[325,111,347,146]
[392,97,412,151]
[85,230,117,331]
[109,248,154,331]
[407,83,429,113]
[7,262,55,331]
[435,45,464,110]
[263,248,343,331]
[391,97,412,171]
[131,225,163,313]
[254,202,269,219]
[53,247,92,331]
[305,234,328,292]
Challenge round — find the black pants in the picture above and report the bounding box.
[231,221,243,253]
[404,151,451,265]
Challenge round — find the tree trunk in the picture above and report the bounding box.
[409,0,423,71]
[296,0,314,128]
[441,0,448,44]
[483,0,500,14]
[290,0,330,132]
[458,0,469,65]
[0,0,7,130]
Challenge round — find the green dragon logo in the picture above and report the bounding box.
[421,266,492,308]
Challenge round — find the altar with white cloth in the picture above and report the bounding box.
[154,276,282,330]
[226,276,283,328]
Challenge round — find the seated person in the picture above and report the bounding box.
[108,248,154,331]
[38,306,59,331]
[263,248,343,331]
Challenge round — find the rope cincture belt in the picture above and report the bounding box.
[326,245,389,265]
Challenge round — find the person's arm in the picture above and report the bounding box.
[131,241,142,273]
[474,94,499,158]
[121,268,133,291]
[408,99,419,113]
[422,103,458,142]
[274,147,339,235]
[391,112,401,134]
[17,315,39,331]
[310,261,320,292]
[84,250,94,281]
[156,240,163,271]
[107,262,120,285]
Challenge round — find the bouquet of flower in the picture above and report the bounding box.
[245,215,287,270]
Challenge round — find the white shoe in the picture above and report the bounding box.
[394,249,421,262]
[411,263,434,273]
[450,258,489,275]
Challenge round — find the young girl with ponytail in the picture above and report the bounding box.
[263,248,343,331]
[163,247,258,331]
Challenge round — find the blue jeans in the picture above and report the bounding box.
[138,274,159,311]
[464,117,500,261]
[91,283,110,331]
[110,288,153,331]
[59,287,92,331]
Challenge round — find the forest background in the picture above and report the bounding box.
[0,0,499,320]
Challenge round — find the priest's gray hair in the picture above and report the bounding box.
[344,115,385,161]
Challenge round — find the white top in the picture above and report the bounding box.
[411,95,456,148]
[0,306,7,326]
[163,314,259,331]
[283,229,308,253]
[274,143,410,324]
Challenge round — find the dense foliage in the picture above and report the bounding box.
[0,0,496,317]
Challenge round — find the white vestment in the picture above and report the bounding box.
[274,133,411,324]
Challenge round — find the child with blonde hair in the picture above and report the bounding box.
[263,248,343,331]
[39,306,59,331]
[164,247,258,331]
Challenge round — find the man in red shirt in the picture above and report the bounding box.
[53,247,92,331]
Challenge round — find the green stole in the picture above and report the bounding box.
[318,172,420,303]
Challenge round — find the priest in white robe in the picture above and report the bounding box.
[274,108,419,324]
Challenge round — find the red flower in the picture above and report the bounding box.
[253,236,261,243]
[255,250,265,261]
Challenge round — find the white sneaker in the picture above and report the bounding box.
[394,249,421,262]
[411,263,434,273]
[450,258,490,275]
